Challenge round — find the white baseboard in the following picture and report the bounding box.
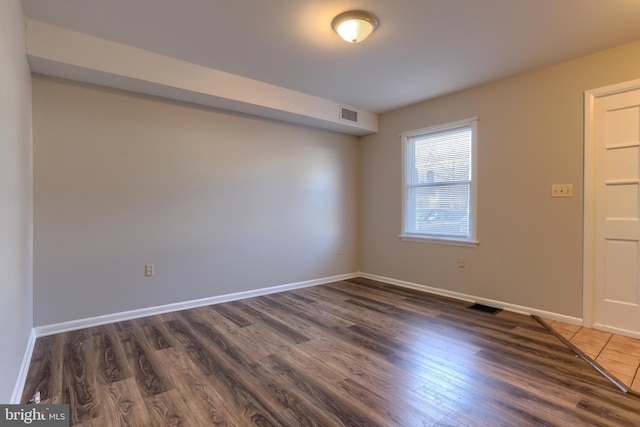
[358,272,583,325]
[592,323,640,340]
[24,270,582,402]
[11,328,36,404]
[34,272,358,338]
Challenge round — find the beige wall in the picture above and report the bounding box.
[25,14,640,331]
[33,76,359,326]
[360,40,640,318]
[0,0,33,402]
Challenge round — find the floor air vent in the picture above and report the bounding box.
[468,303,502,315]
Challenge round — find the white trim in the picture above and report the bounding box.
[583,78,640,330]
[583,88,597,328]
[469,118,478,242]
[359,272,583,325]
[400,117,479,245]
[398,235,479,247]
[592,323,640,340]
[34,273,358,337]
[399,117,479,137]
[586,77,640,97]
[11,329,36,404]
[21,271,584,402]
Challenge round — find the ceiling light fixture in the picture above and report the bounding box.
[332,10,378,43]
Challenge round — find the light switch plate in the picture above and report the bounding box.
[552,184,573,198]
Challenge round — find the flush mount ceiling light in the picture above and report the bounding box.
[332,10,378,43]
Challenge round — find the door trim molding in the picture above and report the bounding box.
[583,78,640,329]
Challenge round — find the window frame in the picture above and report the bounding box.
[400,117,479,247]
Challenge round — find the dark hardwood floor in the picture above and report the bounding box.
[21,278,640,426]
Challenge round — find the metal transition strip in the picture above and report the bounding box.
[532,315,635,395]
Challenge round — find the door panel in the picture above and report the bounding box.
[603,239,637,304]
[589,85,640,336]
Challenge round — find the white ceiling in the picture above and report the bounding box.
[21,0,640,114]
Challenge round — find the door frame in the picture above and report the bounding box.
[583,78,640,335]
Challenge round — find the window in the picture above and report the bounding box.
[400,117,478,246]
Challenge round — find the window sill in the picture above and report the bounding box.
[398,235,479,247]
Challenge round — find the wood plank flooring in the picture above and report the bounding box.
[21,278,640,426]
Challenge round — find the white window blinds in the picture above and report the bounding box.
[402,118,477,244]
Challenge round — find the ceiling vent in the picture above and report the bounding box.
[340,107,358,123]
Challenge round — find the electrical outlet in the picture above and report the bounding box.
[144,264,154,277]
[458,257,466,268]
[337,247,342,255]
[551,184,573,198]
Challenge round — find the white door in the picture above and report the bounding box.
[585,80,640,339]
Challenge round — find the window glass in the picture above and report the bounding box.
[401,118,478,246]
